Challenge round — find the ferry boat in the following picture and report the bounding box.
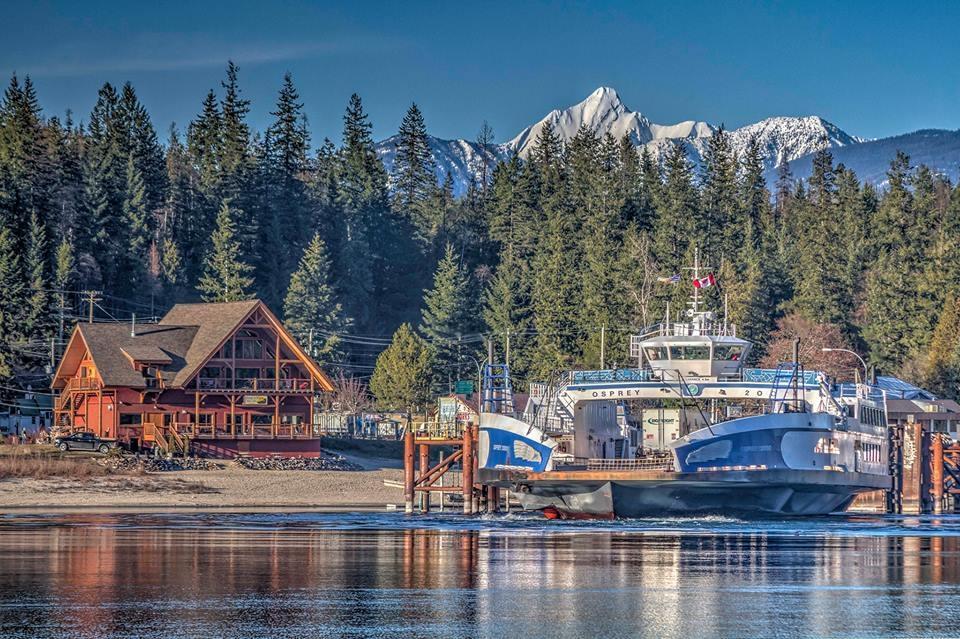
[477,262,891,518]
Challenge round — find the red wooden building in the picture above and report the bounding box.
[51,300,334,458]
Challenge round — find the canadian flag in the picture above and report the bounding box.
[692,273,716,289]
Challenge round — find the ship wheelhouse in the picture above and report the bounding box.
[633,311,752,381]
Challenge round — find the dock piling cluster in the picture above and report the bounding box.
[403,423,504,516]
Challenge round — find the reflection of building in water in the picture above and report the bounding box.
[7,521,960,637]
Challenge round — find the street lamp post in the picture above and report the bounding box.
[821,348,869,383]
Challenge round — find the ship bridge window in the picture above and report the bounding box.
[670,345,710,360]
[645,347,668,361]
[713,345,744,361]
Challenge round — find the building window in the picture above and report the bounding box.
[670,345,710,360]
[238,339,263,359]
[713,345,744,361]
[217,342,234,359]
[119,414,139,426]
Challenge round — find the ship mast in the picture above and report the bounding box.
[683,247,712,328]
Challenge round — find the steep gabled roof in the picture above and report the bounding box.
[54,323,197,388]
[159,299,260,387]
[54,299,333,392]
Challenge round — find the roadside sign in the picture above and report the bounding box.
[455,380,474,394]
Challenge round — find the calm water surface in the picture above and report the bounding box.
[1,512,960,638]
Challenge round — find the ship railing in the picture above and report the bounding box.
[568,369,654,384]
[583,457,675,472]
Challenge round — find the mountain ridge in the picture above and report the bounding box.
[374,87,958,195]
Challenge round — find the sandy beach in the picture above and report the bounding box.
[0,450,406,512]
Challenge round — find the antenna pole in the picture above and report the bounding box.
[600,325,606,370]
[724,293,729,335]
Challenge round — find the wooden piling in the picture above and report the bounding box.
[419,443,431,513]
[920,425,933,514]
[933,434,944,515]
[462,424,474,515]
[404,429,415,514]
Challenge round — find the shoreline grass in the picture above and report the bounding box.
[0,446,133,480]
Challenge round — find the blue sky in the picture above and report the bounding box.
[2,0,958,144]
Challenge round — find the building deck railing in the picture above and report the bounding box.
[195,377,314,393]
[147,422,316,440]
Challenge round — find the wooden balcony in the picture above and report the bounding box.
[193,377,315,394]
[155,422,316,440]
[64,377,103,392]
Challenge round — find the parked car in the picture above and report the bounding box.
[53,431,118,454]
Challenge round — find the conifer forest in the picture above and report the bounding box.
[2,64,959,408]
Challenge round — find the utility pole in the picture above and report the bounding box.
[505,331,510,367]
[58,290,66,344]
[82,290,102,324]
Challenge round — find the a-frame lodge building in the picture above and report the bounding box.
[51,300,334,458]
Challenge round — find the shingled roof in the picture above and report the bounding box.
[71,323,197,387]
[159,299,260,387]
[54,299,332,392]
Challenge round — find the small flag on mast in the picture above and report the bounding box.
[657,273,681,284]
[692,273,717,289]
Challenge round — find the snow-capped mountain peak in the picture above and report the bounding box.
[507,87,717,157]
[371,86,953,197]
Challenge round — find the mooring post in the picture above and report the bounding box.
[933,434,944,515]
[886,422,904,515]
[462,423,474,515]
[419,443,431,513]
[404,428,415,514]
[489,486,500,513]
[479,484,489,513]
[920,425,933,514]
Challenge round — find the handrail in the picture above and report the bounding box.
[195,377,313,391]
[64,378,103,391]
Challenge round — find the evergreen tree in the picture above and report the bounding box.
[369,323,432,411]
[283,233,352,364]
[0,227,22,378]
[699,127,739,263]
[393,102,438,245]
[257,72,311,309]
[22,211,49,341]
[484,246,531,377]
[196,199,254,302]
[923,293,960,398]
[219,61,251,189]
[419,243,476,391]
[53,236,75,343]
[120,155,150,296]
[790,149,851,330]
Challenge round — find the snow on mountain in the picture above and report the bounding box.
[376,134,506,197]
[506,86,715,157]
[722,115,864,169]
[374,87,957,194]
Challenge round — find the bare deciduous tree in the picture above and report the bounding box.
[760,313,861,381]
[331,371,372,414]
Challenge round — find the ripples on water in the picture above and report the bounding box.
[2,512,960,638]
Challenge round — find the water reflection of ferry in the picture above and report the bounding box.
[477,267,891,518]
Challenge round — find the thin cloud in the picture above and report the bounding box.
[15,34,406,77]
